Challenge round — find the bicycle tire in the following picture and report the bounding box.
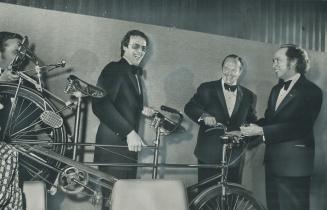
[0,83,67,184]
[190,183,266,210]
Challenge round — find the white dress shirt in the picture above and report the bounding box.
[221,79,237,117]
[275,73,301,110]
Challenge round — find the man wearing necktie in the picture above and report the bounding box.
[184,54,257,188]
[241,45,322,210]
[92,30,155,208]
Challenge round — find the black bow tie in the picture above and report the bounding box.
[224,83,237,92]
[278,79,292,91]
[131,65,143,76]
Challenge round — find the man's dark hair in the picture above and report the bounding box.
[0,31,23,53]
[280,44,309,74]
[221,54,245,71]
[120,30,149,57]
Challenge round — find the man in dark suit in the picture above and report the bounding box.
[93,30,154,179]
[184,54,257,187]
[241,45,323,210]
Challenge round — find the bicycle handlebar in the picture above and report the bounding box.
[204,123,226,133]
[161,105,179,115]
[148,105,184,135]
[204,123,246,145]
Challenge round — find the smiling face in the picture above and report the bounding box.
[273,48,296,80]
[222,57,242,85]
[122,35,147,66]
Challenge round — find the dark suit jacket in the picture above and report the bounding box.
[260,75,322,177]
[92,58,143,163]
[184,79,257,164]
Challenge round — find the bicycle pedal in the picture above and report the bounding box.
[40,111,63,128]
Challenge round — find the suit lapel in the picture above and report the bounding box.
[127,71,140,95]
[216,80,230,119]
[230,86,244,119]
[274,88,298,114]
[121,60,142,97]
[273,76,303,115]
[270,86,280,113]
[120,59,143,107]
[138,75,144,107]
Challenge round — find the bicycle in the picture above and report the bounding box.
[1,36,266,209]
[81,106,266,210]
[138,109,266,210]
[0,36,107,186]
[187,125,266,210]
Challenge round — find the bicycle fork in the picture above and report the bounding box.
[220,143,228,210]
[152,125,161,179]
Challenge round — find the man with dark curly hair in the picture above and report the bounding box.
[92,30,155,209]
[0,31,24,210]
[241,45,323,210]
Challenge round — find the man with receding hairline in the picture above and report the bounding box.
[184,54,257,189]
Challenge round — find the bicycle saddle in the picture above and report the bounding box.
[64,75,106,98]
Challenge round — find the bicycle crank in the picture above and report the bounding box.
[58,166,89,194]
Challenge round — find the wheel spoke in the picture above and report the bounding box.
[10,98,38,132]
[0,84,67,190]
[11,120,45,138]
[233,194,240,210]
[13,125,53,139]
[191,185,265,210]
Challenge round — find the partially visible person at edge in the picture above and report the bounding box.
[92,30,155,209]
[241,45,322,210]
[0,31,24,210]
[184,54,257,191]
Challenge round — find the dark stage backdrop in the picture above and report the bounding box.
[0,3,326,210]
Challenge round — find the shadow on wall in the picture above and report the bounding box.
[308,57,326,210]
[311,85,327,210]
[158,67,195,178]
[69,49,100,81]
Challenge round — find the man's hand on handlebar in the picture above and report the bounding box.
[142,106,156,117]
[126,130,146,152]
[200,113,217,126]
[224,130,243,144]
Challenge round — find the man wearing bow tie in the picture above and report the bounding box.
[92,30,155,182]
[241,45,322,210]
[184,54,257,187]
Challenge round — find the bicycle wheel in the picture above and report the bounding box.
[190,183,266,210]
[0,83,67,184]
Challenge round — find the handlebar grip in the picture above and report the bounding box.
[160,105,179,114]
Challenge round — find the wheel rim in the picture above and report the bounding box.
[190,184,265,210]
[0,84,67,185]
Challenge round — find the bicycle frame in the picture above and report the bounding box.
[80,117,242,197]
[1,36,265,209]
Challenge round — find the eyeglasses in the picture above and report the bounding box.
[129,43,147,52]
